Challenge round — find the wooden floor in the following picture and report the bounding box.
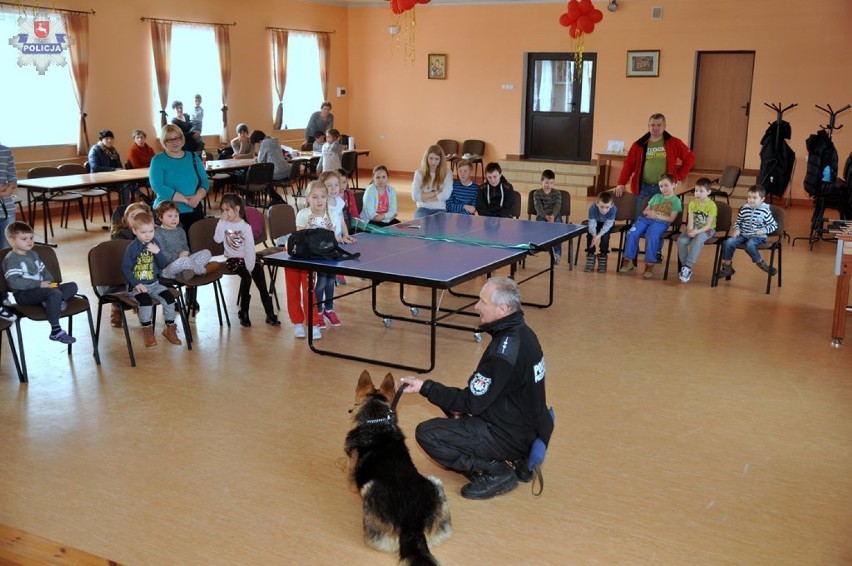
[1,178,851,565]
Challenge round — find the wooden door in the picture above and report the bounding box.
[690,52,755,170]
[524,53,596,162]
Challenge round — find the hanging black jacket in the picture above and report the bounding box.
[803,129,838,196]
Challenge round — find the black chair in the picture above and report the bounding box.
[0,245,99,381]
[263,204,297,309]
[341,150,359,189]
[437,139,460,174]
[239,162,275,209]
[0,317,24,382]
[88,240,189,367]
[608,192,638,267]
[709,166,742,204]
[712,204,784,294]
[26,166,87,240]
[59,163,111,222]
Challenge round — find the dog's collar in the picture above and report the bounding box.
[362,383,408,426]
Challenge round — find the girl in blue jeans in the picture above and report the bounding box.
[619,174,682,279]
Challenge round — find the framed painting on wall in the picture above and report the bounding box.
[626,50,660,77]
[428,54,447,80]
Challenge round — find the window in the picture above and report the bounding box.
[274,32,324,130]
[151,24,223,136]
[0,11,79,146]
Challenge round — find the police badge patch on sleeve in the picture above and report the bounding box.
[470,372,492,396]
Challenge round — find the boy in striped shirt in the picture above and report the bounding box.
[446,158,478,215]
[717,184,778,278]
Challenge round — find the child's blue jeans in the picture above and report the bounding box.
[625,218,669,264]
[721,234,766,263]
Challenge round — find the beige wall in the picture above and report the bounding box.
[11,0,852,200]
[347,0,852,199]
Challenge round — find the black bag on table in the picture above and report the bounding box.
[287,228,360,261]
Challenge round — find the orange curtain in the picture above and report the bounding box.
[215,25,231,143]
[150,21,172,128]
[63,13,90,155]
[316,32,331,101]
[271,30,289,130]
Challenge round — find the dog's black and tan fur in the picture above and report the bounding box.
[345,371,452,566]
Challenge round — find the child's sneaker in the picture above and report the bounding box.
[619,258,636,273]
[49,329,76,344]
[294,323,306,339]
[584,254,595,272]
[323,310,342,327]
[311,326,322,340]
[757,260,777,276]
[336,275,347,285]
[716,263,735,278]
[597,254,608,273]
[643,263,655,279]
[314,315,327,330]
[0,306,16,322]
[679,266,692,283]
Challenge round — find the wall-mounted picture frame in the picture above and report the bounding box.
[428,53,447,80]
[626,50,660,77]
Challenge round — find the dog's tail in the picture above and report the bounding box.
[398,527,439,566]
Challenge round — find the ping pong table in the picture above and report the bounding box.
[264,212,586,372]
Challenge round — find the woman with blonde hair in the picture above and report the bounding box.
[411,144,453,219]
[148,124,209,233]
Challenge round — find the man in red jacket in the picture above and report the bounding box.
[613,113,695,219]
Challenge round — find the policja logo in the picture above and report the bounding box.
[8,13,70,75]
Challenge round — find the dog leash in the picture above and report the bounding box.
[363,383,408,426]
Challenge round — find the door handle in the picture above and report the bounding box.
[741,102,750,116]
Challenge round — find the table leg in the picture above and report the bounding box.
[831,271,850,346]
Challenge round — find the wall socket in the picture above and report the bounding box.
[501,84,514,90]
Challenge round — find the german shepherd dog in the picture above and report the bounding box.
[345,370,452,566]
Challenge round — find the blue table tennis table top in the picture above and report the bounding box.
[264,213,586,287]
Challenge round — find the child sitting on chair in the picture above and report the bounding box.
[2,221,77,344]
[585,191,617,273]
[155,201,217,282]
[677,178,717,283]
[532,169,563,264]
[717,184,778,279]
[215,193,280,328]
[122,212,182,348]
[619,173,682,279]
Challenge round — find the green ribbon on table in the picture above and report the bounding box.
[352,219,538,251]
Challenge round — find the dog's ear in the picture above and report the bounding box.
[379,373,396,401]
[356,370,375,399]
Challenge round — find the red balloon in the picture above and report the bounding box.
[567,0,580,9]
[576,15,594,34]
[416,0,430,3]
[579,0,593,14]
[567,4,581,21]
[589,8,603,23]
[568,24,581,39]
[391,0,403,13]
[559,13,571,27]
[399,0,416,10]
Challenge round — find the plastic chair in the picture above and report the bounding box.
[437,139,460,174]
[709,166,742,204]
[608,192,638,267]
[239,162,275,209]
[712,204,784,294]
[0,245,100,381]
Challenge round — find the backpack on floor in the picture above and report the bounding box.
[287,228,360,261]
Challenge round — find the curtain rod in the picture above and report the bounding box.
[140,16,236,27]
[0,1,94,15]
[266,26,335,34]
